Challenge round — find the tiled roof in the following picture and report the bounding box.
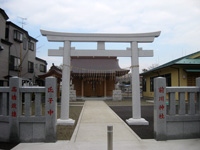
[141,51,200,75]
[71,57,129,74]
[39,57,129,79]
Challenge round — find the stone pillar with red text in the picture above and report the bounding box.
[45,77,57,142]
[154,77,167,141]
[9,77,22,143]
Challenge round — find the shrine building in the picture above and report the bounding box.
[71,56,129,97]
[39,56,129,98]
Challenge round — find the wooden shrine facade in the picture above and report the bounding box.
[71,57,129,97]
[39,57,129,97]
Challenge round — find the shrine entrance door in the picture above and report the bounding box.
[84,80,104,97]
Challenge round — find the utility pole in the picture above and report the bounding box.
[17,17,27,77]
[18,43,22,77]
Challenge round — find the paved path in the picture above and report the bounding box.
[70,101,140,143]
[13,101,200,150]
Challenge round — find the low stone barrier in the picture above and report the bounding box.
[154,77,200,140]
[0,77,57,143]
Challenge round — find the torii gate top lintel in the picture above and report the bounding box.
[40,29,161,42]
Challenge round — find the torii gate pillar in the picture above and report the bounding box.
[57,41,75,125]
[126,41,149,125]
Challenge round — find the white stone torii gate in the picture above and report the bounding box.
[41,30,161,125]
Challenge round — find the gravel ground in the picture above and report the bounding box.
[110,105,154,139]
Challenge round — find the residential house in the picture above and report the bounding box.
[141,51,200,99]
[0,8,47,86]
[0,8,10,86]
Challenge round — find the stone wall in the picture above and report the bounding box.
[154,77,200,140]
[0,77,57,142]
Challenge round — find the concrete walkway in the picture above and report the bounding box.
[13,101,200,150]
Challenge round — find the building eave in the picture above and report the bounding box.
[36,57,48,65]
[140,51,200,76]
[6,21,38,42]
[1,39,12,46]
[0,8,9,20]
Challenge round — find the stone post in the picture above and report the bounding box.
[196,77,200,114]
[0,91,8,116]
[131,42,140,119]
[57,41,75,125]
[81,79,84,98]
[104,78,107,98]
[154,77,167,141]
[45,77,57,142]
[107,125,113,150]
[126,42,148,125]
[9,77,22,143]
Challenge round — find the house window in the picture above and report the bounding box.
[23,38,27,49]
[28,61,34,73]
[161,74,171,86]
[150,77,154,92]
[142,78,146,92]
[14,30,23,42]
[150,74,171,92]
[28,41,34,51]
[40,64,46,72]
[5,28,9,39]
[9,55,20,71]
[0,80,3,86]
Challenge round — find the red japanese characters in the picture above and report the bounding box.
[47,86,54,116]
[48,98,54,104]
[48,86,54,93]
[11,86,17,117]
[158,86,165,119]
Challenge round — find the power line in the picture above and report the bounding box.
[18,16,27,29]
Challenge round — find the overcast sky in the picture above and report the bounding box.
[1,0,200,72]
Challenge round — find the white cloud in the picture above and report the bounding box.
[3,0,200,34]
[1,0,200,71]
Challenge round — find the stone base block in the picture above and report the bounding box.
[57,118,75,126]
[113,96,122,101]
[70,96,76,101]
[112,90,122,101]
[126,118,149,125]
[70,90,76,101]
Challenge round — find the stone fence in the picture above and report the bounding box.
[154,77,200,140]
[0,77,57,143]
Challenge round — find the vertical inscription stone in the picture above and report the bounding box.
[9,77,22,143]
[196,77,200,114]
[45,77,57,142]
[154,77,167,140]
